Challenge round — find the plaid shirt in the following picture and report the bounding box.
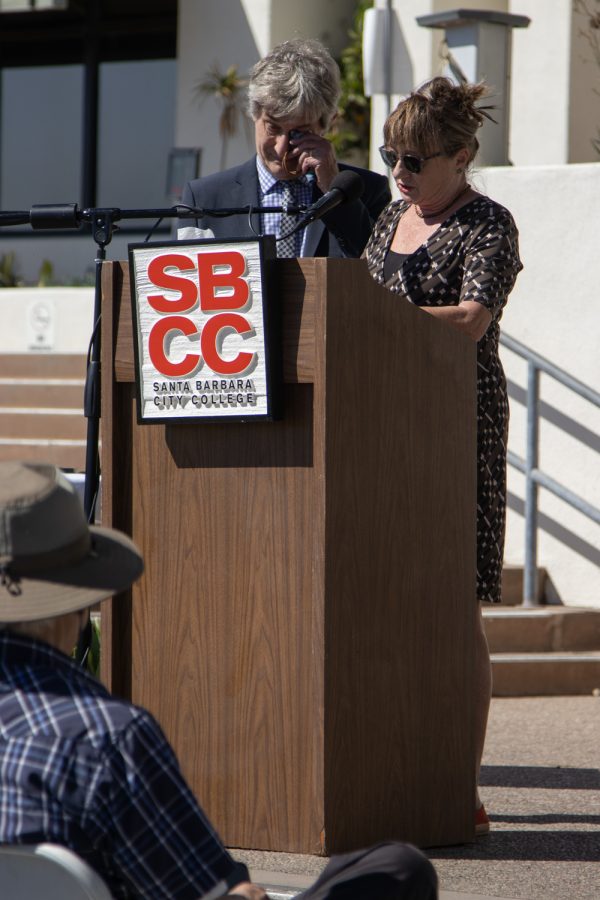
[0,631,246,899]
[256,155,313,257]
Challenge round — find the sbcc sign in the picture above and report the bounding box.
[129,238,279,423]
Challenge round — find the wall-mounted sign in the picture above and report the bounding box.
[129,237,280,423]
[27,298,55,350]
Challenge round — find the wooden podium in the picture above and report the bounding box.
[100,257,477,854]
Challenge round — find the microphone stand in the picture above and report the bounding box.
[83,210,112,522]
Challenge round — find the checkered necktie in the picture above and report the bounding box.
[277,180,298,258]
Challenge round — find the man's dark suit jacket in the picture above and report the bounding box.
[179,156,391,258]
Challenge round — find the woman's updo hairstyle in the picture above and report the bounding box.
[384,77,496,165]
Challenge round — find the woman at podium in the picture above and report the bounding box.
[363,76,523,836]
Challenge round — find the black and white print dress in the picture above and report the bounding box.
[364,196,523,603]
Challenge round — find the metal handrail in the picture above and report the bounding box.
[500,332,600,606]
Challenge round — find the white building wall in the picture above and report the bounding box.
[269,0,357,54]
[175,0,259,176]
[568,0,600,162]
[509,0,572,164]
[476,163,600,608]
[240,0,272,55]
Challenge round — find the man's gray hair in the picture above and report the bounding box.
[248,39,341,129]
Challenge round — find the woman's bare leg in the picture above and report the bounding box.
[475,604,492,807]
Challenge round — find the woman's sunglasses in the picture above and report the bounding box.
[379,146,444,174]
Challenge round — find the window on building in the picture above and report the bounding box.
[1,65,83,208]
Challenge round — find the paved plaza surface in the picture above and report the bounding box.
[233,696,600,900]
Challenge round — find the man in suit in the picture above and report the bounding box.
[179,38,391,258]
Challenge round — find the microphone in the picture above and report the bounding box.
[0,211,32,226]
[291,170,364,234]
[0,204,82,229]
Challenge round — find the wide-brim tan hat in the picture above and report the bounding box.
[0,461,143,622]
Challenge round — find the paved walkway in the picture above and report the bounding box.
[232,696,600,899]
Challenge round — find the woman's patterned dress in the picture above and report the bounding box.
[364,196,523,603]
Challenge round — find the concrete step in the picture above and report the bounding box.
[491,651,600,696]
[0,353,86,379]
[0,407,87,440]
[0,379,84,408]
[483,606,600,653]
[501,564,548,605]
[0,353,87,471]
[0,439,87,471]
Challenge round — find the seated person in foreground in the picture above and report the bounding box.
[179,38,391,258]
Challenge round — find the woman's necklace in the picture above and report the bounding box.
[414,184,471,219]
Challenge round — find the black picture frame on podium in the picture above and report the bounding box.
[128,236,281,426]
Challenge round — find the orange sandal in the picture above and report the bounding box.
[475,803,490,835]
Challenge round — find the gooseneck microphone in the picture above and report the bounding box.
[290,170,364,234]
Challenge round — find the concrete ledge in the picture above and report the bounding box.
[0,381,84,407]
[484,606,600,653]
[0,408,87,440]
[0,440,86,471]
[0,353,87,378]
[491,651,600,696]
[501,565,547,605]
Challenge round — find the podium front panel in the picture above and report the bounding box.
[101,258,476,852]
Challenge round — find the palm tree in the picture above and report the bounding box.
[195,64,248,171]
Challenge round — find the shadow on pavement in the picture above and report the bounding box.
[428,831,600,863]
[479,765,600,790]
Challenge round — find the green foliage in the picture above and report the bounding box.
[0,254,92,288]
[37,259,54,287]
[65,269,96,287]
[86,615,101,678]
[0,252,22,287]
[72,615,101,678]
[328,0,374,164]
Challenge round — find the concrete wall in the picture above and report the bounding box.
[568,0,600,162]
[0,288,93,354]
[476,163,600,609]
[508,0,572,165]
[509,0,600,165]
